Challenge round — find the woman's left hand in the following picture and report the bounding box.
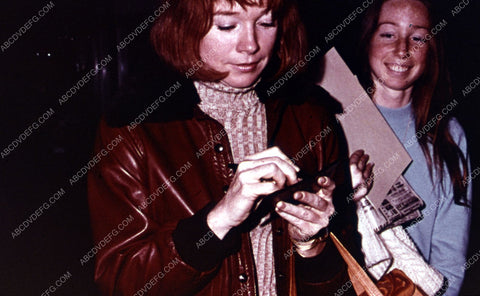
[275,176,335,257]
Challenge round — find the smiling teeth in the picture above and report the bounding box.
[388,64,409,72]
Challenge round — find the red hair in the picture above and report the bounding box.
[150,0,307,81]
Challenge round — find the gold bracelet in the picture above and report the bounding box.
[292,238,321,252]
[291,231,329,252]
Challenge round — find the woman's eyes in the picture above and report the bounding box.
[259,21,276,28]
[379,33,394,39]
[378,32,426,43]
[412,36,427,43]
[216,21,276,31]
[217,25,236,31]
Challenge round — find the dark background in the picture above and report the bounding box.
[1,0,478,295]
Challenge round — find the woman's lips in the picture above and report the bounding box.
[385,63,411,73]
[232,62,259,73]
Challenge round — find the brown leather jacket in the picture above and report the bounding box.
[88,78,356,296]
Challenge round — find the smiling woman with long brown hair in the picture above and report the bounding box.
[357,0,472,294]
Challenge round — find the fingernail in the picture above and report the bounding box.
[294,192,302,199]
[318,177,326,184]
[277,201,285,209]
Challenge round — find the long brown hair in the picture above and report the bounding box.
[358,0,469,205]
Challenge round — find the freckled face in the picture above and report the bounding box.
[369,0,430,92]
[199,1,278,88]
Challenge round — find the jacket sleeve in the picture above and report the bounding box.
[291,95,358,295]
[295,238,352,295]
[87,119,232,295]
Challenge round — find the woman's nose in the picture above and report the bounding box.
[396,38,410,59]
[237,26,259,54]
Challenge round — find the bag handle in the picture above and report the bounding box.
[330,233,383,296]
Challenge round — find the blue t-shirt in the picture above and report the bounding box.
[377,103,472,296]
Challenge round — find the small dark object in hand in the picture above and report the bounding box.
[257,160,341,212]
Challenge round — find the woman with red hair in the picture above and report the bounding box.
[88,0,360,295]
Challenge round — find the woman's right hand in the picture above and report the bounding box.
[207,147,300,239]
[349,149,374,201]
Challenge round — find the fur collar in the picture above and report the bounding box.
[104,64,340,128]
